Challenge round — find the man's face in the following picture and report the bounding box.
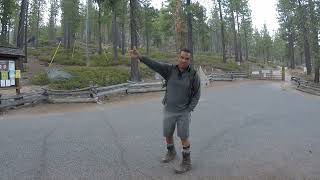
[178,51,191,70]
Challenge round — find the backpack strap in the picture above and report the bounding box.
[162,65,174,105]
[162,65,175,88]
[188,68,197,97]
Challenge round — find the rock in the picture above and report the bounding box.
[47,68,72,81]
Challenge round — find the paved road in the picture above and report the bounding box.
[1,81,320,179]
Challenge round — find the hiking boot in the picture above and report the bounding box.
[174,152,191,174]
[161,146,176,163]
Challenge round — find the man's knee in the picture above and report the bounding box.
[166,136,174,141]
[166,136,174,144]
[180,138,190,146]
[180,138,188,142]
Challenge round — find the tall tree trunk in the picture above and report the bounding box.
[218,0,226,63]
[1,22,8,44]
[146,27,150,56]
[121,24,126,55]
[236,10,243,63]
[289,30,295,69]
[13,19,18,45]
[243,14,249,61]
[231,11,239,62]
[244,31,248,61]
[88,0,92,43]
[63,19,67,47]
[303,22,312,75]
[85,0,89,66]
[121,0,126,56]
[117,23,121,49]
[308,0,320,83]
[112,7,118,61]
[300,50,303,65]
[186,0,194,63]
[0,12,9,44]
[175,0,184,52]
[17,0,28,48]
[24,0,29,64]
[315,66,320,83]
[8,20,11,44]
[36,0,40,47]
[298,0,312,75]
[130,0,140,82]
[145,6,150,55]
[98,4,102,54]
[213,30,221,53]
[67,25,71,49]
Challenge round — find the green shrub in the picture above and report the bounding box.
[48,66,129,90]
[53,49,86,66]
[30,72,50,85]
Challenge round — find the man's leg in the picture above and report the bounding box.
[174,112,192,173]
[181,138,190,147]
[166,136,174,145]
[162,112,177,163]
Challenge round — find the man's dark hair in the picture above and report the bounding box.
[180,48,191,54]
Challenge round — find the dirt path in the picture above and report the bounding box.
[22,55,47,85]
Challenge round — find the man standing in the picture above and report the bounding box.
[129,48,201,173]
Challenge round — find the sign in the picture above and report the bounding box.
[9,61,15,71]
[5,80,10,87]
[0,47,23,93]
[0,60,16,88]
[11,79,15,86]
[0,80,5,87]
[9,70,15,80]
[15,70,21,79]
[0,60,9,71]
[1,71,8,80]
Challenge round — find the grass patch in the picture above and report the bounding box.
[149,50,177,63]
[53,49,86,66]
[30,71,51,86]
[90,52,131,67]
[48,66,129,90]
[140,65,155,79]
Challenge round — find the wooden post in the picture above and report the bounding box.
[15,58,21,95]
[16,78,21,95]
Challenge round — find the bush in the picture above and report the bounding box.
[149,50,176,63]
[140,65,155,79]
[48,66,129,90]
[28,48,42,57]
[53,49,86,66]
[195,54,222,65]
[30,72,51,85]
[90,52,131,67]
[38,54,51,63]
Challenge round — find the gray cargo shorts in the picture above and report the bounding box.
[163,110,191,139]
